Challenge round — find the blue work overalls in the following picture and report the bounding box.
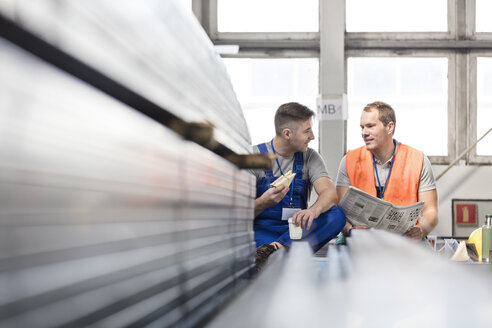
[254,143,346,252]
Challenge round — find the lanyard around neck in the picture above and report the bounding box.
[372,149,396,199]
[271,139,296,207]
[271,139,286,176]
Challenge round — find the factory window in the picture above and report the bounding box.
[476,0,492,32]
[476,57,492,156]
[346,0,447,32]
[347,57,448,156]
[217,0,318,32]
[222,58,319,149]
[206,0,492,164]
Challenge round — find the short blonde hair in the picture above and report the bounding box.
[364,101,396,134]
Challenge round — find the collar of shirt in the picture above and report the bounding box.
[373,139,400,166]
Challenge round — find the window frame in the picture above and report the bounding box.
[197,0,492,165]
[469,52,492,163]
[345,0,452,35]
[204,0,320,51]
[346,0,455,41]
[345,50,456,164]
[212,0,320,35]
[220,55,321,149]
[473,0,492,36]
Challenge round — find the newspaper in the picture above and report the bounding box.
[339,186,424,234]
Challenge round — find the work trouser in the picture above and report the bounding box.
[254,206,346,253]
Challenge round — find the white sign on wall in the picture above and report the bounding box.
[316,94,348,120]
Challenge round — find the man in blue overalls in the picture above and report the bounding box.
[251,102,346,269]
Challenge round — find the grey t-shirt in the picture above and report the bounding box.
[249,142,330,185]
[335,140,436,193]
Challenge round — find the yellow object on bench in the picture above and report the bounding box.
[468,227,482,262]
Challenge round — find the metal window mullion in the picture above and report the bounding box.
[213,37,319,51]
[193,0,214,39]
[453,0,469,164]
[346,32,453,42]
[454,52,469,163]
[445,53,457,165]
[345,49,454,57]
[346,39,492,50]
[219,49,318,59]
[466,0,476,38]
[469,53,478,162]
[192,0,203,27]
[448,0,457,37]
[215,32,318,41]
[474,32,492,41]
[456,0,467,39]
[319,0,345,176]
[207,0,217,39]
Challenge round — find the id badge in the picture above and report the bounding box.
[282,207,301,221]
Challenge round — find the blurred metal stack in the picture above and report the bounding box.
[0,1,255,327]
[209,231,492,328]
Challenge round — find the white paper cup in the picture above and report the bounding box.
[288,217,302,239]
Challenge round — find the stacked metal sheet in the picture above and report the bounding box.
[0,1,255,327]
[210,232,492,328]
[0,0,251,154]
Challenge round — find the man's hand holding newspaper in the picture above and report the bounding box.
[339,186,424,235]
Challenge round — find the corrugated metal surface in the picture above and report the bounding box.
[0,0,251,154]
[0,1,256,327]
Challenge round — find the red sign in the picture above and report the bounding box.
[455,203,478,225]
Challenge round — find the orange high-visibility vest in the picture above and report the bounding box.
[346,144,424,205]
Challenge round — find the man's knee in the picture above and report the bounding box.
[320,206,346,231]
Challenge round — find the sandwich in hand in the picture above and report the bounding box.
[270,170,296,188]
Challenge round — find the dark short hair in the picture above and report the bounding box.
[274,102,315,136]
[363,101,396,134]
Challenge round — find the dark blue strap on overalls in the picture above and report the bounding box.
[293,151,303,180]
[257,143,274,178]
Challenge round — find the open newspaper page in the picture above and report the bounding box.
[339,186,424,234]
